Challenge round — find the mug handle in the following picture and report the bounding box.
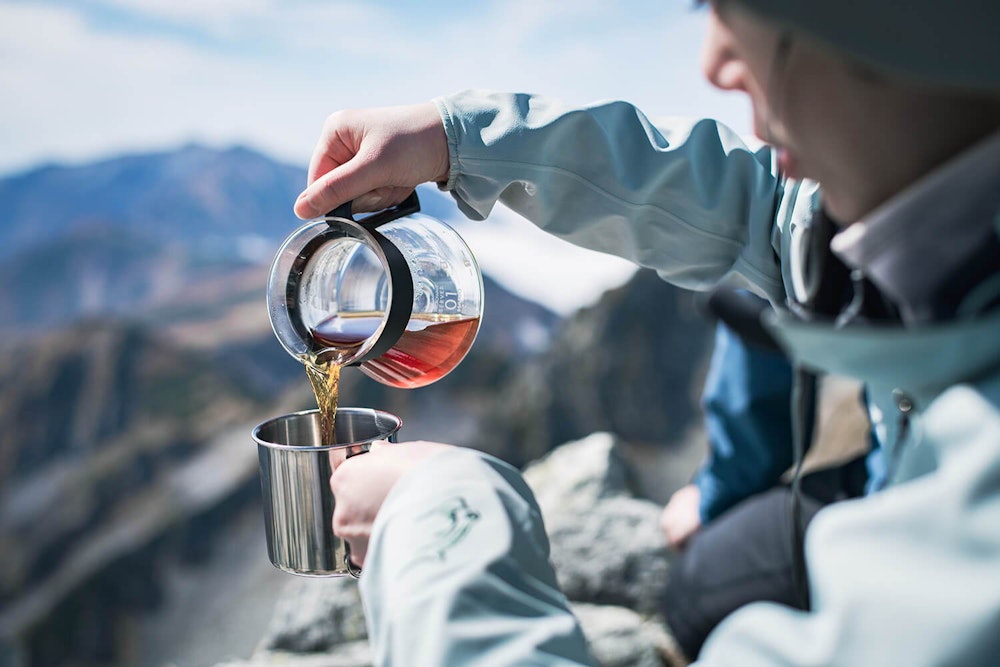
[328,190,421,228]
[342,442,370,577]
[344,542,363,579]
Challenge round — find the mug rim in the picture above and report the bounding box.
[252,407,402,451]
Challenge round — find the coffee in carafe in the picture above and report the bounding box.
[310,312,480,389]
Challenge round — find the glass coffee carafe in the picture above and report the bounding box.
[267,191,483,388]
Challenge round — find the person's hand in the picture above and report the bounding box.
[329,440,452,567]
[661,484,703,551]
[294,102,450,219]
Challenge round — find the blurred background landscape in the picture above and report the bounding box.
[0,1,753,665]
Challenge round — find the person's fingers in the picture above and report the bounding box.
[306,111,360,186]
[662,506,700,552]
[661,502,685,551]
[666,527,687,552]
[328,447,350,472]
[367,439,392,453]
[667,519,686,548]
[330,463,359,529]
[295,156,390,219]
[663,517,679,550]
[306,138,339,190]
[346,537,368,568]
[331,504,369,567]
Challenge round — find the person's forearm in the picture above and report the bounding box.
[360,448,596,667]
[436,90,784,299]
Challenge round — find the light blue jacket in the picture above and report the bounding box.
[359,90,1000,666]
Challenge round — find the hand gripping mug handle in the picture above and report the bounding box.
[344,543,363,578]
[340,442,373,579]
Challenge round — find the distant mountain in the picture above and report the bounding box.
[0,144,305,259]
[0,320,265,489]
[0,144,475,261]
[0,145,570,332]
[0,320,269,610]
[0,223,256,330]
[0,319,280,667]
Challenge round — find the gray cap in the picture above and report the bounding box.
[734,0,1000,93]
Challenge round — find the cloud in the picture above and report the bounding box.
[0,0,748,175]
[0,3,267,168]
[99,0,273,26]
[94,0,396,51]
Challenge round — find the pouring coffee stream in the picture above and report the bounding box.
[268,191,484,444]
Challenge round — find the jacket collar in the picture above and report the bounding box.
[766,308,1000,404]
[829,131,1000,324]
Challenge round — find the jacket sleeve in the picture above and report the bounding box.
[695,321,799,522]
[359,448,596,667]
[434,90,785,302]
[695,382,1000,666]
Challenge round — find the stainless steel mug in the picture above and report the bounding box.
[253,407,402,577]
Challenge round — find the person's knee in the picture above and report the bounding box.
[660,487,825,659]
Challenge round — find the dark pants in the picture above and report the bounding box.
[661,487,825,660]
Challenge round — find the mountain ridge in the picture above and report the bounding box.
[0,144,304,258]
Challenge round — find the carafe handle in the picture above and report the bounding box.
[327,191,421,228]
[322,194,418,366]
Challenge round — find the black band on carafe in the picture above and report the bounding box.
[326,192,420,365]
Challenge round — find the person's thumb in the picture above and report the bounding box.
[294,157,385,219]
[367,439,393,453]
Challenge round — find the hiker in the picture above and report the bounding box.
[662,287,868,658]
[302,0,1000,663]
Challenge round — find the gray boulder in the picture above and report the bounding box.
[217,641,372,667]
[257,577,367,653]
[524,433,671,615]
[574,603,687,667]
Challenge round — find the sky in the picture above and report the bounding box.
[0,0,749,175]
[0,0,752,314]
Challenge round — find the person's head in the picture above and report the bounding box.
[700,0,1000,224]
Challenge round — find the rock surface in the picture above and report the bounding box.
[217,642,372,667]
[523,433,671,616]
[258,578,366,653]
[574,603,686,667]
